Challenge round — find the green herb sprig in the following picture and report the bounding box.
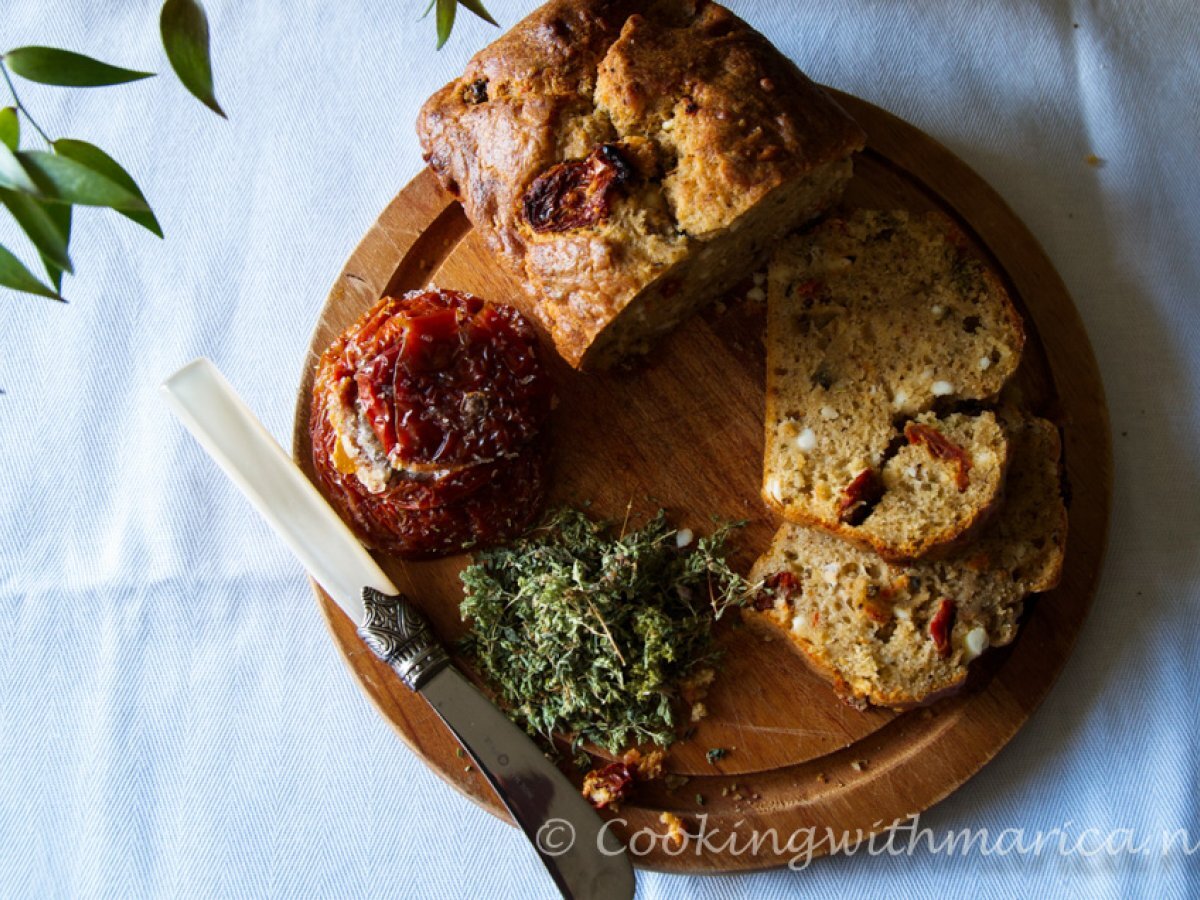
[1,1,498,304]
[423,0,500,50]
[459,507,754,755]
[1,0,222,302]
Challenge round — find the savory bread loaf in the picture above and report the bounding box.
[747,414,1067,709]
[763,209,1026,560]
[418,0,865,370]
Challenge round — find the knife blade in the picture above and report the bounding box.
[161,357,635,900]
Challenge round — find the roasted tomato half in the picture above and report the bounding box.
[310,288,551,558]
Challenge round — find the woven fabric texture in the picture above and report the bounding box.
[2,1,1198,897]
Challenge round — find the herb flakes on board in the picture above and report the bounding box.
[459,507,754,754]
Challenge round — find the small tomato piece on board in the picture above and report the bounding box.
[581,762,635,810]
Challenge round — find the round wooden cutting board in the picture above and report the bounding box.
[292,90,1111,873]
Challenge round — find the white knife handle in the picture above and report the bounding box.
[161,357,393,623]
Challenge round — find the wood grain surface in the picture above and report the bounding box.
[291,90,1111,873]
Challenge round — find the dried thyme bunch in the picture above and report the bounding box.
[459,507,753,755]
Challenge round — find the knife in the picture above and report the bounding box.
[161,357,635,900]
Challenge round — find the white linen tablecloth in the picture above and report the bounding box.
[2,1,1198,896]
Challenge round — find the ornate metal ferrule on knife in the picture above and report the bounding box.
[358,586,450,690]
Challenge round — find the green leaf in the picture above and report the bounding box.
[436,0,458,49]
[38,202,71,291]
[0,241,62,300]
[0,141,38,193]
[53,139,162,237]
[160,0,226,117]
[457,0,499,27]
[420,0,436,18]
[0,108,17,151]
[0,189,72,274]
[17,150,149,211]
[3,46,154,88]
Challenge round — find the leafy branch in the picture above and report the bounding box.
[424,0,500,50]
[0,0,222,302]
[1,0,497,303]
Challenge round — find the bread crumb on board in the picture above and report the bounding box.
[580,748,666,810]
[664,773,689,791]
[660,812,687,847]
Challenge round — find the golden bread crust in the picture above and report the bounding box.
[418,0,865,368]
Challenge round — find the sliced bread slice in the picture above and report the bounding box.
[747,414,1067,709]
[763,209,1026,561]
